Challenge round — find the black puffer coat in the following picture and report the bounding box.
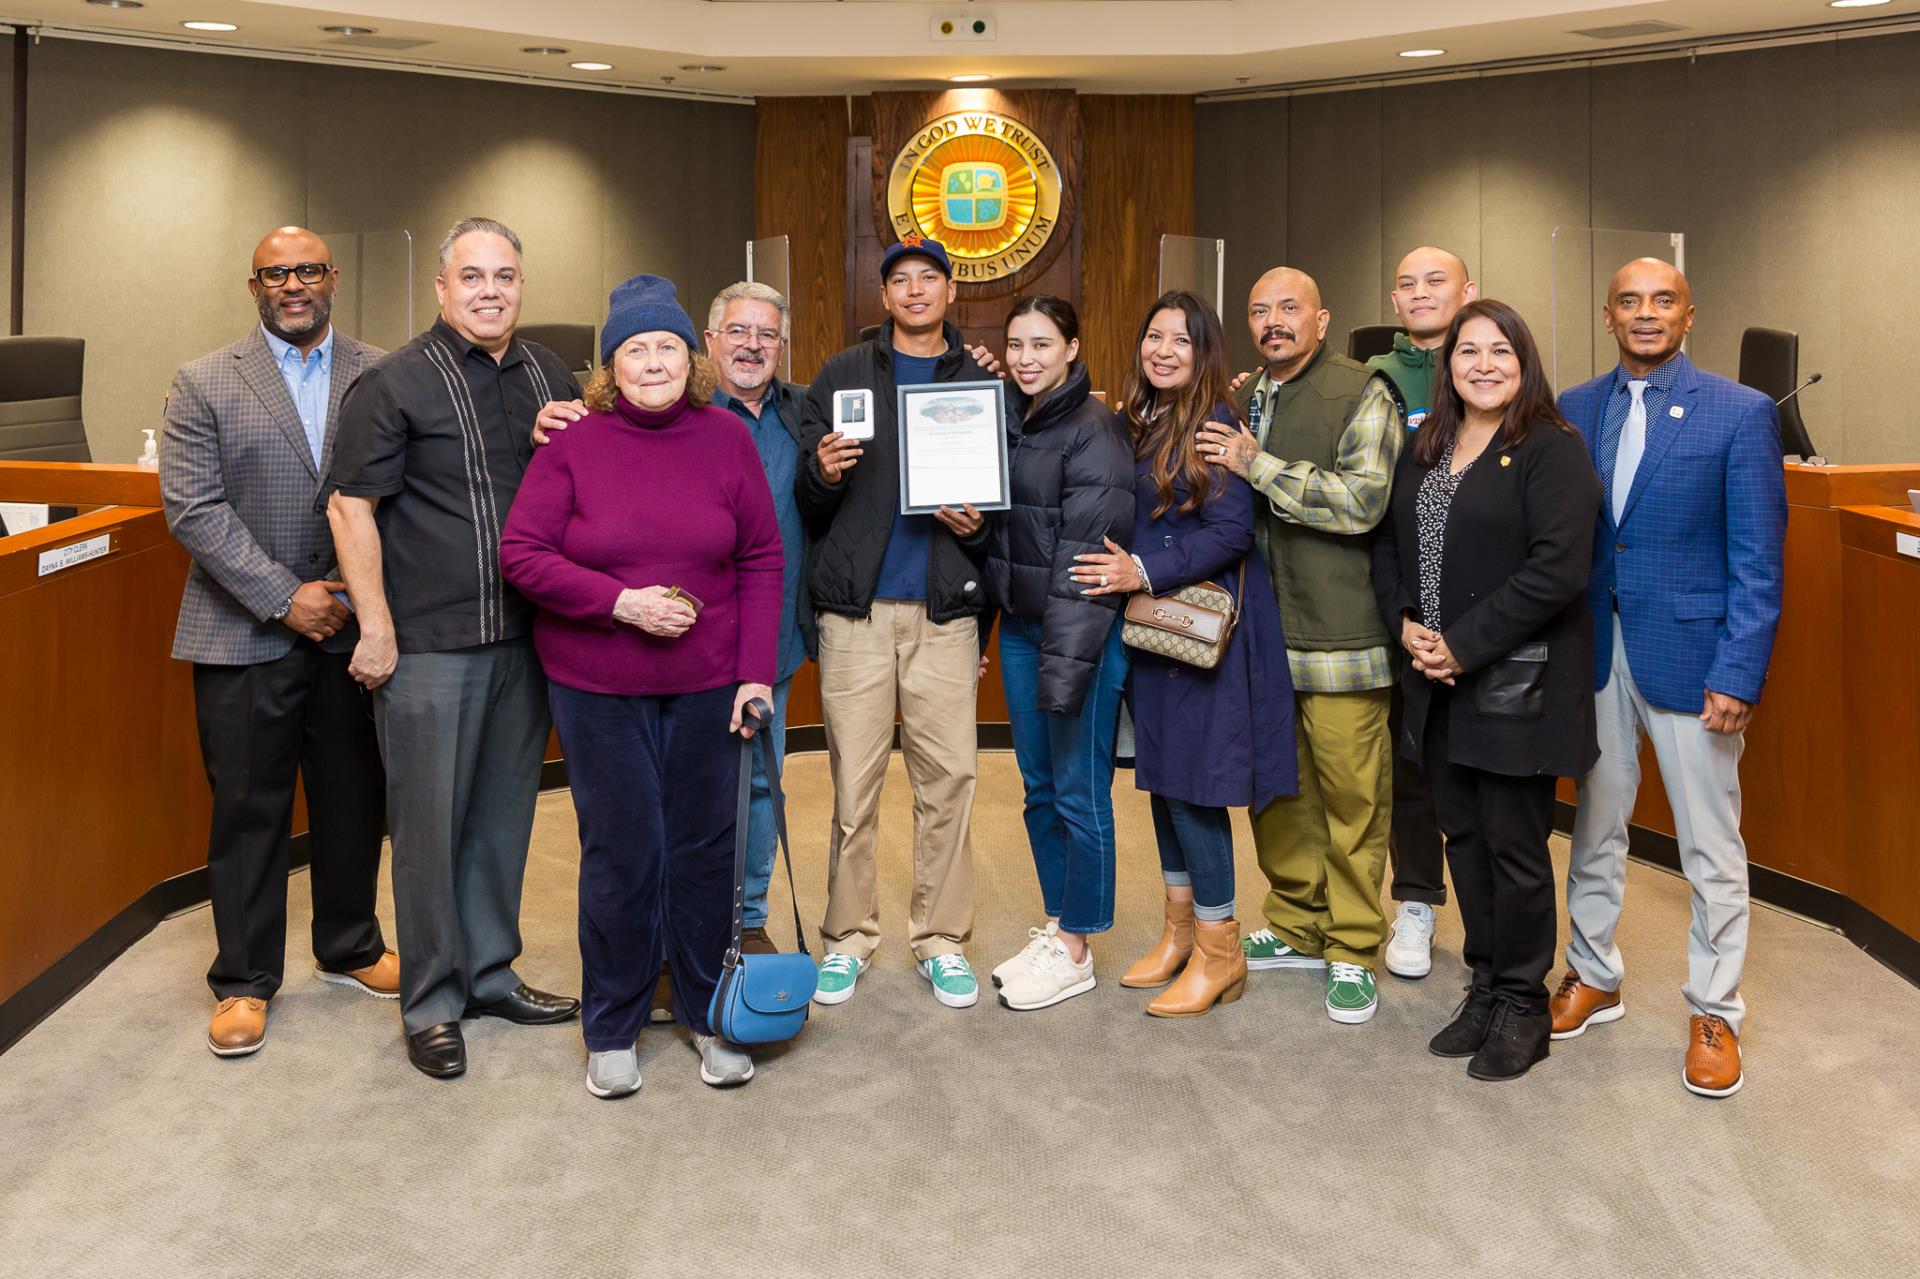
[796,321,992,625]
[984,361,1136,714]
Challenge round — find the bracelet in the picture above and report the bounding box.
[270,593,294,621]
[1130,554,1152,594]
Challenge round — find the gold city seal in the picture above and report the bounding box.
[885,109,1065,283]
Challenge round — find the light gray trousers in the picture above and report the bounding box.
[1567,615,1751,1032]
[373,640,550,1034]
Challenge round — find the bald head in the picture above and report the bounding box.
[1391,246,1477,346]
[1603,257,1694,376]
[1247,267,1331,379]
[248,226,338,350]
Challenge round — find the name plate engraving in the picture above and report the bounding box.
[37,533,112,577]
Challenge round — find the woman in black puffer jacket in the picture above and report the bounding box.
[983,295,1136,1013]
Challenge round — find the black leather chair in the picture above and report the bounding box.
[0,336,90,462]
[517,323,595,378]
[1737,327,1817,459]
[1347,324,1403,364]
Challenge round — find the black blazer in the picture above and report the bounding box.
[1372,420,1603,779]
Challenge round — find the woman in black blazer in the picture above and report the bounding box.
[1372,299,1602,1081]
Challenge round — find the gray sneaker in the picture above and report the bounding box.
[693,1033,755,1087]
[586,1048,641,1099]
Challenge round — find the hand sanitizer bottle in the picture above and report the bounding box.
[137,429,159,470]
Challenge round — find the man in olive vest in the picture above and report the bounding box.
[1200,267,1403,1024]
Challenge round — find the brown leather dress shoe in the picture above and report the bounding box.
[1684,1014,1743,1097]
[315,950,401,999]
[740,926,779,956]
[208,996,268,1057]
[1548,970,1624,1040]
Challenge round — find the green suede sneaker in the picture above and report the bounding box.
[1326,962,1379,1024]
[1242,928,1327,971]
[812,953,866,1006]
[918,954,980,1008]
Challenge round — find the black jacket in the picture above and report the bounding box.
[984,362,1135,714]
[1372,421,1603,779]
[796,321,992,624]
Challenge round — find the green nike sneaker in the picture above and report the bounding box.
[918,954,980,1008]
[1326,962,1379,1024]
[1241,928,1327,971]
[812,953,867,1006]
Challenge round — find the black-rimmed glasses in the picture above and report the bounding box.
[254,262,332,288]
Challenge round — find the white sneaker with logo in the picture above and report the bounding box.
[998,937,1095,1012]
[993,921,1058,989]
[1384,902,1436,979]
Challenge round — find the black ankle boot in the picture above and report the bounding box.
[1467,998,1550,1081]
[1429,985,1497,1058]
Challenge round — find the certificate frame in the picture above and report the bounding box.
[894,379,1012,515]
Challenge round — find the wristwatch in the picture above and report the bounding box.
[270,593,294,621]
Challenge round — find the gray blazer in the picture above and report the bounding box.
[160,327,382,665]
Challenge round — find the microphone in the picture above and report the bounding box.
[1776,371,1821,407]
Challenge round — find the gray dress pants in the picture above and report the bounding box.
[373,639,550,1034]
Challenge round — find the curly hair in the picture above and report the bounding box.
[583,348,717,412]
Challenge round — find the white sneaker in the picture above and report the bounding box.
[998,937,1095,1012]
[992,921,1058,988]
[1384,902,1436,979]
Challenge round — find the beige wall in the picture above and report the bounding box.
[16,39,753,464]
[1197,32,1920,464]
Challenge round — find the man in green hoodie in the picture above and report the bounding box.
[1367,246,1478,982]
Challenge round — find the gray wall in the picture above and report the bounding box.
[13,39,754,464]
[1197,32,1920,465]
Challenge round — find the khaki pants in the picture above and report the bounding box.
[1250,688,1392,970]
[817,602,979,962]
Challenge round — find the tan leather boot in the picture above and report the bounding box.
[1146,918,1248,1018]
[1120,896,1195,988]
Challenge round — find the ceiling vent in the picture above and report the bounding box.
[1569,20,1688,40]
[326,34,435,51]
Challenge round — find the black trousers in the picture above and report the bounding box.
[193,645,387,1000]
[1388,681,1448,905]
[1423,701,1557,1013]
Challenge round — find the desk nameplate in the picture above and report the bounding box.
[37,532,115,577]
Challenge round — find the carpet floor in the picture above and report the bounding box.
[2,750,1916,1277]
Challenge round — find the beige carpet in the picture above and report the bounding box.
[2,750,1916,1278]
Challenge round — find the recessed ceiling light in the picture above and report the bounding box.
[949,73,991,83]
[86,2,145,10]
[181,21,239,33]
[321,26,378,36]
[1829,1,1891,9]
[1398,48,1446,58]
[522,46,571,56]
[569,61,614,72]
[679,64,726,73]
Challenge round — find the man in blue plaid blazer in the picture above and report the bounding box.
[160,227,396,1059]
[1548,258,1786,1099]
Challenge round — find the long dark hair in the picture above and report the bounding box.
[1413,298,1572,467]
[1120,290,1234,517]
[1005,293,1081,343]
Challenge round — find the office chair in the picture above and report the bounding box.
[1347,324,1404,364]
[1737,327,1817,459]
[0,336,91,462]
[517,323,596,378]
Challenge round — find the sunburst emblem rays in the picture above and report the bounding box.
[909,134,1042,260]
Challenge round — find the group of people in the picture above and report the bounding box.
[159,216,1784,1102]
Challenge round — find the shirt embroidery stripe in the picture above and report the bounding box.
[423,340,503,644]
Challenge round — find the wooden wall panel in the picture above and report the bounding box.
[1080,95,1195,398]
[756,96,849,383]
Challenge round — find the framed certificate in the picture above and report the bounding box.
[895,380,1011,515]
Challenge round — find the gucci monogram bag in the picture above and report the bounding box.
[1120,562,1246,670]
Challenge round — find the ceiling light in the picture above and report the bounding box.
[522,46,571,56]
[679,64,726,73]
[949,74,991,83]
[1397,48,1446,58]
[86,2,145,10]
[181,21,239,33]
[321,26,378,36]
[1828,2,1891,9]
[569,61,614,72]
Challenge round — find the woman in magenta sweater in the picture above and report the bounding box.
[500,274,783,1100]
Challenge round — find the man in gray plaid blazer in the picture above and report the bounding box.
[160,226,397,1058]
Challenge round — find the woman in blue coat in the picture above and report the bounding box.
[1072,291,1296,1017]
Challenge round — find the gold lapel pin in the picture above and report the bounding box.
[1500,455,1512,467]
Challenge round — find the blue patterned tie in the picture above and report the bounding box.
[1596,378,1628,522]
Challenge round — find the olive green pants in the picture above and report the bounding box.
[1250,689,1392,970]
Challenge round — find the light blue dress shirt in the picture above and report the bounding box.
[261,324,334,466]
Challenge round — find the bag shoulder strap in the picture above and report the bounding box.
[726,698,811,968]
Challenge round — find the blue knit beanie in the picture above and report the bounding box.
[600,273,697,363]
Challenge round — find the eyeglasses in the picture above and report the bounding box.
[253,262,332,288]
[721,324,783,347]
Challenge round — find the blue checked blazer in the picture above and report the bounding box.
[1557,352,1785,713]
[160,327,382,665]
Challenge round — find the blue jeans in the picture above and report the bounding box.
[1151,796,1236,921]
[999,616,1128,935]
[742,674,793,929]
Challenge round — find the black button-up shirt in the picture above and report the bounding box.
[325,317,581,654]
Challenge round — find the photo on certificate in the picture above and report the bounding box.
[895,380,1011,515]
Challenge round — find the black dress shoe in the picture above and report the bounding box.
[1429,985,1497,1058]
[467,983,580,1025]
[407,1021,466,1078]
[1467,999,1551,1081]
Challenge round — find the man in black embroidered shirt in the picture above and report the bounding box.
[326,217,582,1078]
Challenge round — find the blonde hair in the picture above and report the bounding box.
[585,351,717,412]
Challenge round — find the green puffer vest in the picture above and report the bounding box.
[1234,342,1393,652]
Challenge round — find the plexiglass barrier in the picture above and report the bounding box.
[747,235,793,384]
[1157,235,1226,317]
[1551,226,1685,391]
[320,231,415,353]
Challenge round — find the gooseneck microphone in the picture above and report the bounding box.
[1776,371,1822,407]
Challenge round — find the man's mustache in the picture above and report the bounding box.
[1261,326,1295,345]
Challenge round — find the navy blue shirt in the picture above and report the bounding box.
[873,350,941,601]
[716,384,807,681]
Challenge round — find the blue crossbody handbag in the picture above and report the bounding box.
[708,698,816,1044]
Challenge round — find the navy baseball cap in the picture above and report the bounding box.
[880,234,953,280]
